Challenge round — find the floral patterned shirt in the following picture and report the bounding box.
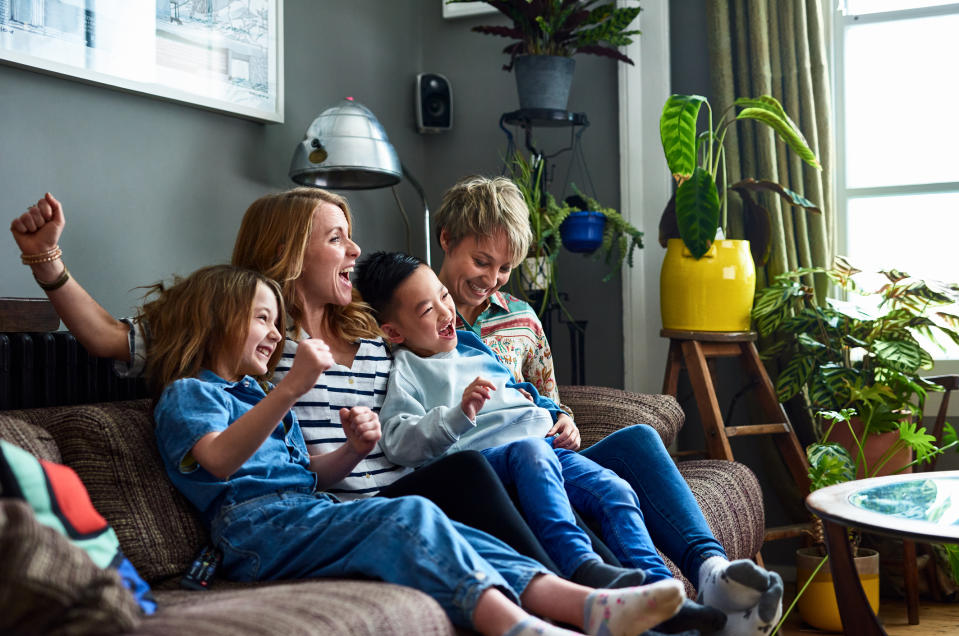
[455,291,569,413]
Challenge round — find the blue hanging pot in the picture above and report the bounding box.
[560,211,606,253]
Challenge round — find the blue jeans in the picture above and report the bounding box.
[211,489,548,628]
[482,436,675,580]
[581,424,727,586]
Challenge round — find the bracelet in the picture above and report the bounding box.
[34,266,70,291]
[21,246,62,265]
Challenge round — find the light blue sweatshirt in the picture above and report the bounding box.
[379,331,563,468]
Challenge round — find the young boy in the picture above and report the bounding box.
[355,251,674,591]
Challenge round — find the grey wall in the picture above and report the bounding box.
[0,0,626,388]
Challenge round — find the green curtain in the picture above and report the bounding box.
[706,0,835,294]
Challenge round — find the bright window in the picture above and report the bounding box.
[836,1,959,358]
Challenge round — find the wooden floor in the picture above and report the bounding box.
[777,595,959,635]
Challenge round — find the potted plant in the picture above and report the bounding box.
[507,153,643,316]
[445,0,642,110]
[658,94,822,332]
[561,184,643,282]
[776,408,955,633]
[754,259,959,632]
[508,151,571,314]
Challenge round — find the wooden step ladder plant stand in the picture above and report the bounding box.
[660,329,812,552]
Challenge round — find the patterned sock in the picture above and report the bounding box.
[503,615,584,636]
[583,579,685,636]
[696,557,783,636]
[572,559,647,589]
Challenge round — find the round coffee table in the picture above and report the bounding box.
[806,471,959,635]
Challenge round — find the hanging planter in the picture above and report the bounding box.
[560,210,605,253]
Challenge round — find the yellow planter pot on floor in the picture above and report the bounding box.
[660,239,756,332]
[796,547,880,632]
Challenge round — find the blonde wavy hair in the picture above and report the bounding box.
[231,187,382,342]
[138,265,285,397]
[433,175,532,268]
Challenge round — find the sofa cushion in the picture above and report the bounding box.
[0,499,142,635]
[132,581,455,636]
[0,413,60,462]
[4,400,208,584]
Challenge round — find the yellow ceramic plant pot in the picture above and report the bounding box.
[796,547,880,632]
[660,239,756,331]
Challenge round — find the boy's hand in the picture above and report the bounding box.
[11,193,64,255]
[461,376,495,420]
[548,413,581,450]
[340,407,381,457]
[515,387,535,402]
[282,338,334,396]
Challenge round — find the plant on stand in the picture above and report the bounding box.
[753,258,959,632]
[657,94,822,332]
[507,153,643,316]
[445,0,642,110]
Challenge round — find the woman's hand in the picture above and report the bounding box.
[11,193,64,256]
[340,406,381,457]
[461,376,495,420]
[281,338,334,397]
[548,413,581,450]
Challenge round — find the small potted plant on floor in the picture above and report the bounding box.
[445,0,642,110]
[658,94,822,332]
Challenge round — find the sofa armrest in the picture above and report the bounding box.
[558,385,684,449]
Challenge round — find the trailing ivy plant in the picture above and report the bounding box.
[564,184,643,282]
[658,94,822,262]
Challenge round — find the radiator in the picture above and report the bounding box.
[0,332,148,410]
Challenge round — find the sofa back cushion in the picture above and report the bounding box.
[1,400,207,584]
[0,414,60,463]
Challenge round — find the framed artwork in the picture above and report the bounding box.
[442,1,496,19]
[0,0,284,123]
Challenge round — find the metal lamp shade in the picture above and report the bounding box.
[289,98,402,189]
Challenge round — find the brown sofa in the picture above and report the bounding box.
[0,387,764,635]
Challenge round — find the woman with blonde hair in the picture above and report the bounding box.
[433,175,785,636]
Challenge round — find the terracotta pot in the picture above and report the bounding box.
[825,416,913,478]
[796,546,879,632]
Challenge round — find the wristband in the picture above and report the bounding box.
[34,266,70,291]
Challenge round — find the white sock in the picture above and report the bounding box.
[503,616,583,636]
[583,578,685,636]
[697,557,783,636]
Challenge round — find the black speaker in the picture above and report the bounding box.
[416,73,452,133]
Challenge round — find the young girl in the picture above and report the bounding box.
[145,264,686,636]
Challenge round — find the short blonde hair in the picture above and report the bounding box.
[231,187,382,342]
[139,265,285,397]
[434,176,532,267]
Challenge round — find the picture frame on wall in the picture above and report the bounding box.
[0,0,284,123]
[442,1,497,19]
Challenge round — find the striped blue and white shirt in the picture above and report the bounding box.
[271,333,410,500]
[117,319,410,500]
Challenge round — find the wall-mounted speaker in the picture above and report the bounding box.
[416,73,452,133]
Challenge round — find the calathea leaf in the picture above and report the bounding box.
[660,94,706,180]
[674,167,720,259]
[776,355,816,402]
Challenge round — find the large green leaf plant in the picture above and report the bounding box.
[658,94,822,262]
[753,256,959,443]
